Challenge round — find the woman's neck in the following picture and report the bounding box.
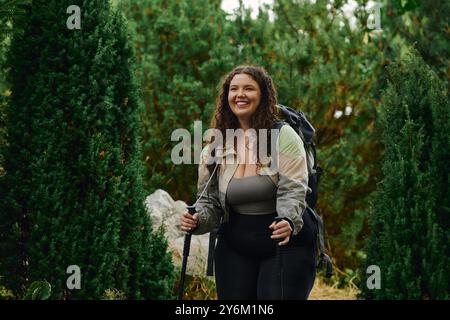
[238,118,252,131]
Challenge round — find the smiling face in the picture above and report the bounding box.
[227,73,262,125]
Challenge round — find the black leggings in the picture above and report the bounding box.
[214,209,317,300]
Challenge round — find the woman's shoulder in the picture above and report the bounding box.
[277,123,304,154]
[278,123,301,141]
[278,123,296,135]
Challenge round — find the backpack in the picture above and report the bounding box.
[205,104,333,278]
[273,104,333,278]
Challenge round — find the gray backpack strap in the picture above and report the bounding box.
[310,208,333,278]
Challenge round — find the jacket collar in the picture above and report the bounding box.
[215,142,236,158]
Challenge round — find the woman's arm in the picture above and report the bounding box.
[191,145,223,235]
[275,125,309,236]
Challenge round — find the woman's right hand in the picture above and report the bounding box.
[180,211,199,232]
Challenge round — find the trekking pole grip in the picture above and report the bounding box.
[186,205,197,231]
[273,216,285,242]
[183,205,196,252]
[187,205,196,216]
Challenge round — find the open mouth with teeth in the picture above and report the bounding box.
[236,101,250,107]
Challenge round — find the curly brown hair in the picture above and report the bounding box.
[207,65,280,173]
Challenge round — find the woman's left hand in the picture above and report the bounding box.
[269,219,293,246]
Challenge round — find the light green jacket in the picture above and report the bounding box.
[192,124,310,236]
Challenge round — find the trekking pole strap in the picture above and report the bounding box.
[193,162,219,207]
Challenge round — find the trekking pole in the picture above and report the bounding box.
[177,205,196,300]
[177,163,219,300]
[273,216,285,300]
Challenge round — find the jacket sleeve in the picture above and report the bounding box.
[275,125,309,235]
[192,145,223,235]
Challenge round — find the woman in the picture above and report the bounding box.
[180,65,317,299]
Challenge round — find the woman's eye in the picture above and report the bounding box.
[230,87,255,92]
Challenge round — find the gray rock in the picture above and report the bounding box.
[145,189,212,276]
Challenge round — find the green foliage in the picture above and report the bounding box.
[380,0,450,89]
[119,0,237,202]
[0,1,29,41]
[102,288,126,300]
[0,1,29,174]
[0,90,7,176]
[361,49,449,299]
[0,284,15,299]
[0,0,174,299]
[22,280,51,300]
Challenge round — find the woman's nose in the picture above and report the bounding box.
[236,89,245,97]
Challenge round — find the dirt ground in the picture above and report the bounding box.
[309,278,359,300]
